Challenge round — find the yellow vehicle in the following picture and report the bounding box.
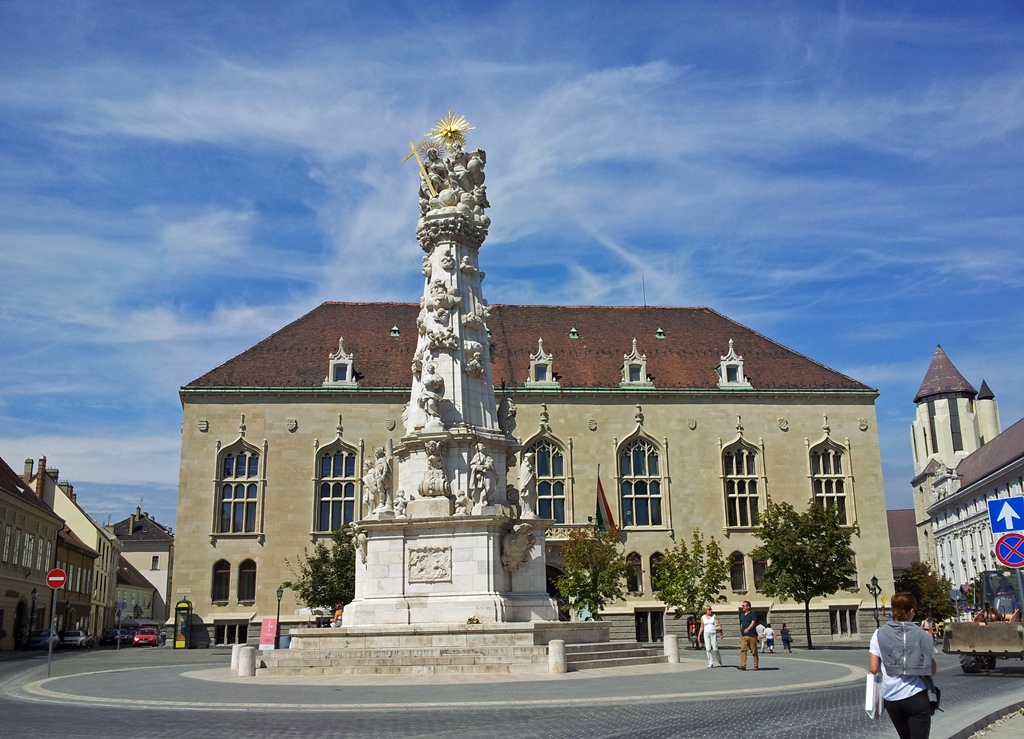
[943,569,1024,673]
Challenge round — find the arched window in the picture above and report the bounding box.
[218,447,259,533]
[810,442,848,525]
[626,552,644,594]
[527,438,566,523]
[723,443,760,528]
[650,552,664,594]
[212,559,230,603]
[316,446,358,531]
[730,552,746,592]
[619,437,663,527]
[238,559,257,602]
[753,559,767,593]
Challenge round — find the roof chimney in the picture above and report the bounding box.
[23,458,33,482]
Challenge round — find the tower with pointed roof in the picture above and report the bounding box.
[909,345,1001,565]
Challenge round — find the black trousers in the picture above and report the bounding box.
[884,689,931,739]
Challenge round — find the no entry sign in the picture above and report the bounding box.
[994,533,1024,569]
[46,568,67,589]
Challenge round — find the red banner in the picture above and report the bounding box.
[258,617,278,650]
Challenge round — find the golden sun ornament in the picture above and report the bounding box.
[427,110,475,149]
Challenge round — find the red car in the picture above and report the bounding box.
[133,627,160,647]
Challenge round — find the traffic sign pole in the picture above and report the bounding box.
[44,567,66,678]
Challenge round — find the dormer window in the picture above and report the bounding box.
[527,338,559,387]
[717,339,752,389]
[324,337,357,387]
[620,339,653,387]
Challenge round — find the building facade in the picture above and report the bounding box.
[175,302,894,645]
[109,508,174,622]
[908,345,1018,590]
[55,524,99,633]
[0,454,63,650]
[24,458,122,632]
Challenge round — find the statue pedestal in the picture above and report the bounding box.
[344,512,558,627]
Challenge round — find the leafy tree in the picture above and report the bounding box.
[652,530,730,622]
[282,529,356,610]
[555,525,629,620]
[750,500,857,649]
[894,561,956,621]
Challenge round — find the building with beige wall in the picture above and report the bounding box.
[0,454,63,650]
[175,302,894,646]
[24,458,122,632]
[109,508,174,622]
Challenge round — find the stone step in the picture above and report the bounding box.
[261,661,549,676]
[565,641,661,655]
[567,654,670,670]
[266,645,548,660]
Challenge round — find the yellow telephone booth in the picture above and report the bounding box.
[173,598,193,649]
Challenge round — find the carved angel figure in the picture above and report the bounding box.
[373,442,393,512]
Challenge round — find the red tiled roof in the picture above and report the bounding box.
[914,345,976,403]
[117,555,155,589]
[185,303,873,393]
[956,415,1024,489]
[0,453,63,520]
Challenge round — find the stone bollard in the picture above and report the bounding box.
[237,645,257,677]
[231,643,244,671]
[548,639,567,674]
[664,633,679,663]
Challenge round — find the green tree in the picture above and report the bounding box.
[555,525,629,620]
[282,529,356,610]
[749,500,857,649]
[652,530,730,622]
[894,561,956,621]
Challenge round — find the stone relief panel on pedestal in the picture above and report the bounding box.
[408,546,453,583]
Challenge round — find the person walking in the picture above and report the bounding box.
[756,621,766,652]
[698,606,723,668]
[738,600,759,671]
[764,624,775,653]
[780,623,792,653]
[869,592,937,739]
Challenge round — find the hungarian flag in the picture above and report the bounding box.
[595,475,617,534]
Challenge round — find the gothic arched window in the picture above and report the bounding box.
[619,437,663,527]
[723,443,760,528]
[527,438,566,523]
[810,442,848,525]
[316,445,358,531]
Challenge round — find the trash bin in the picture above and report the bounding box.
[279,636,291,649]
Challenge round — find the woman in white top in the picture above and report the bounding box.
[868,592,937,739]
[698,606,723,668]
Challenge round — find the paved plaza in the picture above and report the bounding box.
[1,644,1022,738]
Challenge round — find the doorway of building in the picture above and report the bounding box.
[546,566,570,621]
[634,610,664,642]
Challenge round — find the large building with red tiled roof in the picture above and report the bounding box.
[175,300,894,646]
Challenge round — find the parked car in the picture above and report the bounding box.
[28,629,60,650]
[133,627,160,647]
[60,629,95,649]
[100,628,129,646]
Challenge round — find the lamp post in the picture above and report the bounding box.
[866,575,882,628]
[275,586,284,649]
[29,587,37,634]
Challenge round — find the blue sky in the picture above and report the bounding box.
[2,1,1023,531]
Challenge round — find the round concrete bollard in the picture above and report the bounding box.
[237,645,257,677]
[548,639,567,674]
[664,633,679,663]
[231,643,244,671]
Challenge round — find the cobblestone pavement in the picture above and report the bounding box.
[1,646,1022,738]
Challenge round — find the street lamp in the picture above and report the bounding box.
[29,587,37,634]
[275,586,284,649]
[866,575,882,628]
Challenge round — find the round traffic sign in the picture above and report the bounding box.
[46,567,67,589]
[994,533,1024,569]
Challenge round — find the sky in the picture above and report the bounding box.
[2,1,1023,532]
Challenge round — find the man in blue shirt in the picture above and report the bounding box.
[738,600,759,671]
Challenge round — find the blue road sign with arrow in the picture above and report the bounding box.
[988,496,1024,534]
